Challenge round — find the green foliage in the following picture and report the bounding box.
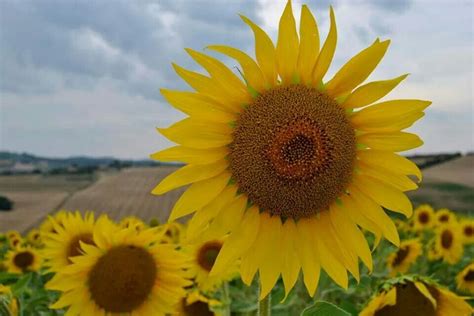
[301,301,350,316]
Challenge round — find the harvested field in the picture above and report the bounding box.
[421,156,474,188]
[61,166,183,224]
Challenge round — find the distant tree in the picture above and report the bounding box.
[0,196,13,211]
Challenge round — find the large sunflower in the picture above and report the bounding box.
[43,211,96,272]
[360,276,472,316]
[434,224,463,264]
[412,204,435,231]
[152,1,429,297]
[386,239,421,276]
[4,246,42,274]
[456,262,474,294]
[46,216,190,315]
[184,237,239,292]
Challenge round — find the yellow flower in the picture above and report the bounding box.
[184,237,239,292]
[43,211,97,272]
[387,239,422,276]
[456,262,474,294]
[8,236,22,249]
[120,216,146,232]
[176,290,222,316]
[4,246,42,274]
[360,277,472,316]
[5,230,20,241]
[39,210,69,238]
[413,204,435,230]
[0,285,18,316]
[26,228,42,247]
[459,218,474,244]
[160,222,186,244]
[434,224,463,264]
[435,208,456,226]
[46,216,190,315]
[152,0,429,298]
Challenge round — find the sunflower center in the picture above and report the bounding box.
[375,283,437,316]
[197,241,222,272]
[439,215,449,222]
[14,251,34,270]
[464,270,474,282]
[182,300,213,316]
[67,233,95,263]
[88,245,157,313]
[441,230,453,249]
[418,212,429,224]
[392,246,409,266]
[464,226,473,237]
[229,84,356,219]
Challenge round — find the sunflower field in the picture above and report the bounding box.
[1,1,473,315]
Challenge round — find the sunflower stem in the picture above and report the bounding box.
[221,282,231,316]
[258,293,271,316]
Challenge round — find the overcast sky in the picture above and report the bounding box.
[1,0,473,159]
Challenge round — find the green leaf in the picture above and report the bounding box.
[11,272,32,295]
[301,301,351,316]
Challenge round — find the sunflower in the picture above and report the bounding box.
[412,204,435,231]
[0,285,18,316]
[360,276,472,316]
[26,228,42,248]
[8,236,22,249]
[435,208,456,226]
[39,210,69,237]
[43,211,96,272]
[387,239,421,276]
[152,0,429,298]
[46,216,190,315]
[120,216,146,232]
[4,246,42,274]
[176,291,222,316]
[5,230,20,241]
[459,218,474,244]
[456,262,474,294]
[160,222,186,244]
[434,224,463,264]
[184,237,239,292]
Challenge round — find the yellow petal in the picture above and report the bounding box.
[186,185,238,241]
[168,172,231,221]
[172,63,242,112]
[295,218,321,296]
[326,40,390,97]
[150,146,228,164]
[152,160,228,195]
[280,219,300,301]
[414,282,437,309]
[342,74,408,109]
[357,132,423,152]
[240,249,259,286]
[160,89,236,121]
[357,150,422,182]
[276,0,299,84]
[204,194,248,239]
[349,186,400,246]
[258,214,283,299]
[207,45,267,92]
[357,162,418,192]
[330,204,373,272]
[353,174,413,217]
[297,5,320,85]
[158,118,232,149]
[210,206,260,276]
[312,6,337,85]
[351,99,431,132]
[185,48,249,97]
[240,15,277,85]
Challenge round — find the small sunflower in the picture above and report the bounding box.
[360,276,472,316]
[43,211,96,272]
[160,222,186,244]
[457,262,474,294]
[8,236,22,249]
[5,246,42,274]
[434,224,463,264]
[152,0,429,298]
[459,218,474,244]
[184,237,239,292]
[412,204,435,230]
[0,285,18,316]
[435,208,456,226]
[47,216,190,315]
[177,291,222,316]
[5,230,20,241]
[387,239,421,276]
[39,210,69,237]
[120,216,146,232]
[26,228,42,248]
